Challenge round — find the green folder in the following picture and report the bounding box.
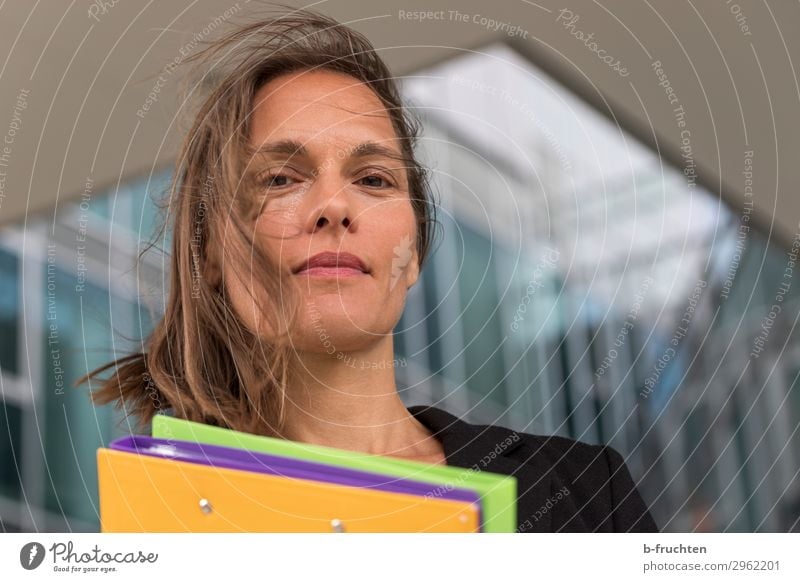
[151,415,517,532]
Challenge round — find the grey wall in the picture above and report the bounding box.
[0,0,797,246]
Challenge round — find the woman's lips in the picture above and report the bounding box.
[292,251,370,276]
[295,266,368,278]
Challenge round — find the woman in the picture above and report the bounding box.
[80,8,658,533]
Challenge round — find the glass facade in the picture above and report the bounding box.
[0,249,19,376]
[0,402,22,501]
[395,44,800,532]
[0,43,797,532]
[0,168,170,531]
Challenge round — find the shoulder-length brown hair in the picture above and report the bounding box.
[76,7,436,436]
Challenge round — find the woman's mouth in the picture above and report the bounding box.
[295,266,367,278]
[292,251,370,278]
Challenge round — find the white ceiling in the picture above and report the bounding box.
[0,0,797,247]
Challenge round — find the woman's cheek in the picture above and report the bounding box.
[367,227,417,292]
[257,195,306,232]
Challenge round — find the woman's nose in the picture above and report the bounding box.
[313,212,351,231]
[306,177,356,234]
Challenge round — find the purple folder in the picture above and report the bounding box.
[109,435,482,527]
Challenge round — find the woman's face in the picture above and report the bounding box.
[225,69,420,354]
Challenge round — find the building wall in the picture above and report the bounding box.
[1,45,798,533]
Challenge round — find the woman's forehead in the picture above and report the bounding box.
[250,69,396,147]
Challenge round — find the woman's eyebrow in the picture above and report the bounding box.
[252,139,309,158]
[349,141,405,162]
[251,139,404,161]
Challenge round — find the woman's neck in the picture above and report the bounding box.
[279,337,444,462]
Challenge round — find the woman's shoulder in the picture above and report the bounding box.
[467,419,628,491]
[481,422,658,532]
[504,427,609,463]
[410,403,621,472]
[408,405,659,532]
[499,427,630,485]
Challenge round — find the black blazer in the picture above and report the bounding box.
[408,405,658,532]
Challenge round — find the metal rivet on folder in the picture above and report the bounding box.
[199,498,213,515]
[330,519,345,532]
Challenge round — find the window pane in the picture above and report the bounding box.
[0,401,22,500]
[131,168,172,243]
[42,266,118,526]
[0,248,19,375]
[457,223,507,407]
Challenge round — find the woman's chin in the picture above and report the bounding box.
[295,307,392,347]
[302,293,374,316]
[294,331,380,355]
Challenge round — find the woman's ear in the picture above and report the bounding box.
[406,248,420,289]
[390,233,420,291]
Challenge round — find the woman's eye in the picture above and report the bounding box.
[263,174,294,188]
[357,174,391,188]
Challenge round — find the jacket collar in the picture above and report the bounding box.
[408,404,554,532]
[407,404,524,467]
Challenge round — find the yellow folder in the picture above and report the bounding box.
[98,448,479,532]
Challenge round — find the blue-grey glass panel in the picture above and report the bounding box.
[0,401,22,500]
[0,248,19,375]
[42,266,117,526]
[456,222,507,407]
